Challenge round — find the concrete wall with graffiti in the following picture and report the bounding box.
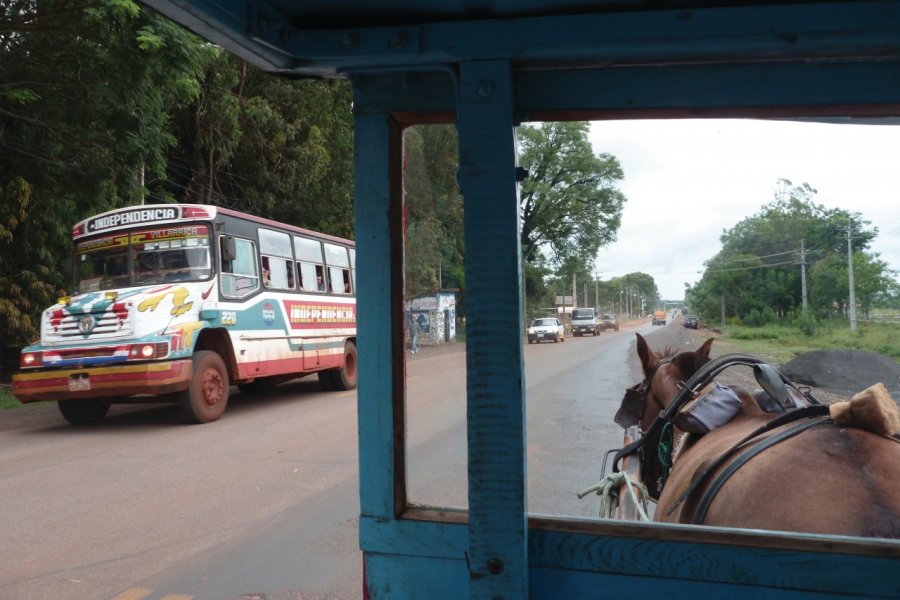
[406,291,457,346]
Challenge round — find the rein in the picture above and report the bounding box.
[612,353,821,499]
[668,405,831,523]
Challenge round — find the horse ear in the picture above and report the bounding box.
[635,333,657,376]
[696,337,715,357]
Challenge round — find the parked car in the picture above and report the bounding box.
[598,313,619,331]
[683,315,699,329]
[527,317,565,343]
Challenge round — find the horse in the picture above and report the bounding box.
[612,333,900,538]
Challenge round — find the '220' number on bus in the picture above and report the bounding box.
[221,311,237,325]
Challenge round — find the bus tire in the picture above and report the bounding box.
[180,351,229,424]
[58,399,111,425]
[330,340,358,391]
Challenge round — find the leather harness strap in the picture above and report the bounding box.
[689,414,832,524]
[665,404,831,516]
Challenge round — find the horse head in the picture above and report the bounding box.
[612,333,714,500]
[615,333,715,433]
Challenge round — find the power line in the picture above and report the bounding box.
[705,259,798,273]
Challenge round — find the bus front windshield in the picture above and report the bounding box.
[76,225,212,293]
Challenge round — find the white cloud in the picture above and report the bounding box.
[589,119,900,300]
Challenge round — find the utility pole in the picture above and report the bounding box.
[719,256,726,327]
[799,239,808,311]
[847,226,858,332]
[572,273,577,308]
[594,270,599,310]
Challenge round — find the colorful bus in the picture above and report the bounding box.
[12,204,357,425]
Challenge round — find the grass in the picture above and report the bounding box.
[719,320,900,364]
[0,385,23,410]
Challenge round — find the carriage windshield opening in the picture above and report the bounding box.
[76,225,212,293]
[403,124,467,511]
[400,116,900,540]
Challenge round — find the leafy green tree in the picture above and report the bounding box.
[403,125,464,302]
[157,52,355,237]
[518,122,626,272]
[686,179,892,324]
[0,0,213,369]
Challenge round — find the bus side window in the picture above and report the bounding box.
[324,242,351,294]
[220,236,259,298]
[262,255,294,290]
[328,266,351,294]
[294,236,326,292]
[259,228,294,290]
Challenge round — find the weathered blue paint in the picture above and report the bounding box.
[458,60,529,599]
[145,1,900,77]
[354,112,398,521]
[136,1,900,597]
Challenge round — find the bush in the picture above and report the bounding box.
[790,310,819,337]
[742,307,777,327]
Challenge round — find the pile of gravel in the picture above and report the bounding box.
[780,350,900,398]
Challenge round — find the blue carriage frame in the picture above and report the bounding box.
[138,1,900,597]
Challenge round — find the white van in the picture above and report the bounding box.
[571,307,600,336]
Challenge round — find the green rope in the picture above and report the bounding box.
[578,472,651,521]
[657,421,674,489]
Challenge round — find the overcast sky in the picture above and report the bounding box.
[588,119,900,300]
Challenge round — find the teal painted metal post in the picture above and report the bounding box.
[457,61,528,598]
[354,111,399,521]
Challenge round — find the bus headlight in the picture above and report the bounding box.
[128,343,168,360]
[21,352,43,367]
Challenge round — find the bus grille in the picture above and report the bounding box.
[43,310,135,343]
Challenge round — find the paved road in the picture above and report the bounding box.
[0,320,681,600]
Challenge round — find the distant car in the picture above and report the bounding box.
[683,315,699,329]
[598,313,619,331]
[571,307,600,336]
[527,317,565,343]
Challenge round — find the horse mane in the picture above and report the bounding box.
[669,350,712,381]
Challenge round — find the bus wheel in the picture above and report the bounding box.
[180,351,229,424]
[58,399,110,425]
[330,340,358,391]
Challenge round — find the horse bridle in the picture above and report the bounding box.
[610,353,823,505]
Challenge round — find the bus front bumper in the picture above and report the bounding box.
[12,360,193,403]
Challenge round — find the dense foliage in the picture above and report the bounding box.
[403,125,464,300]
[517,122,628,316]
[685,179,898,327]
[0,0,353,375]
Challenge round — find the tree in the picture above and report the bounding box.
[518,122,626,273]
[157,52,355,237]
[403,125,464,301]
[686,179,893,324]
[0,0,214,368]
[0,1,357,377]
